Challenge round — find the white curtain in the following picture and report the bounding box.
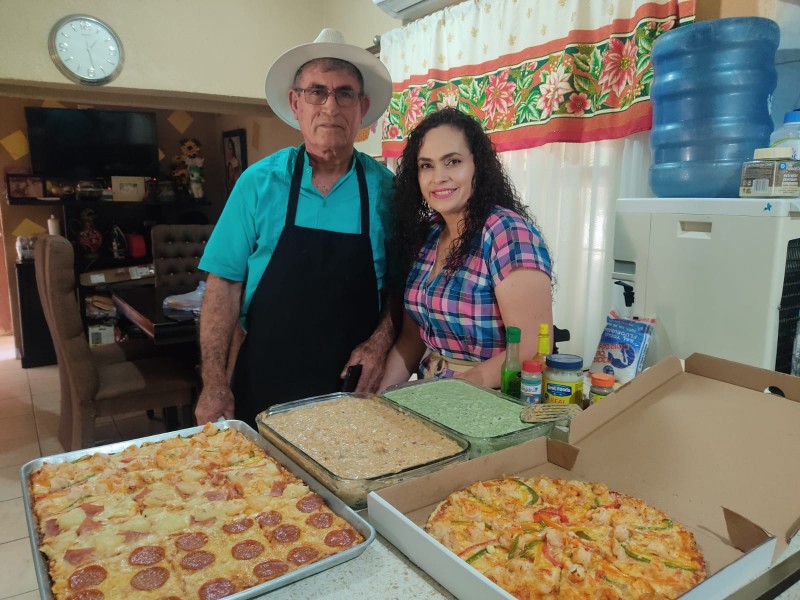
[380,0,689,363]
[500,133,652,362]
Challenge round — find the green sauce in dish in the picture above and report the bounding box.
[384,380,530,438]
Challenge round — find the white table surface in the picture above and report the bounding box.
[254,530,453,600]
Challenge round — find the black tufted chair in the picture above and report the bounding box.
[150,224,214,291]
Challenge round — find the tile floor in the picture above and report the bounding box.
[0,334,167,599]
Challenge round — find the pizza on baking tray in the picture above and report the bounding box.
[425,476,706,599]
[29,423,363,600]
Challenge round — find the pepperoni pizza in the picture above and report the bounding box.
[425,476,706,599]
[29,423,363,600]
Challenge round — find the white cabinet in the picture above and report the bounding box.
[613,198,800,371]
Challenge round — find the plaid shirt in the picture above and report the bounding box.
[405,207,552,375]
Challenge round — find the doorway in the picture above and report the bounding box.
[0,216,12,336]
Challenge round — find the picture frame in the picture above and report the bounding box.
[6,174,45,201]
[111,175,146,202]
[223,128,248,194]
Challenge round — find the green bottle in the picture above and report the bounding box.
[501,326,522,397]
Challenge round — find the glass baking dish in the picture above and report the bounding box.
[20,420,374,600]
[381,378,553,459]
[256,393,470,509]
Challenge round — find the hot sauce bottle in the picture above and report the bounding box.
[501,326,522,398]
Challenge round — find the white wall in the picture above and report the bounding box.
[777,0,800,50]
[774,1,800,128]
[325,0,399,49]
[0,0,400,110]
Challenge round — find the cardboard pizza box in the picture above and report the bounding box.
[368,354,800,599]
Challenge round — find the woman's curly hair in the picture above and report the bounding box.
[390,107,536,288]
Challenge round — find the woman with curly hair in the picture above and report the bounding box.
[380,107,553,390]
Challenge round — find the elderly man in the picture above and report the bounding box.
[196,29,395,426]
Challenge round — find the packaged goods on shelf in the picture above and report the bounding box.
[740,148,800,198]
[79,263,154,286]
[84,294,116,319]
[87,322,115,346]
[770,109,800,160]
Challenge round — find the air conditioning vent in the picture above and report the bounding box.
[373,0,462,21]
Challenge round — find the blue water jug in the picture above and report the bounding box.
[649,17,779,198]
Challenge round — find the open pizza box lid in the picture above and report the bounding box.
[368,354,800,599]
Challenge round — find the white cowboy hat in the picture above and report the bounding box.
[265,28,392,130]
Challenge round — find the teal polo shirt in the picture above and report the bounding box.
[200,146,394,328]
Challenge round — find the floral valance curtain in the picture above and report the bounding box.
[380,0,695,157]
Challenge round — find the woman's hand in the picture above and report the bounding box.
[454,368,485,387]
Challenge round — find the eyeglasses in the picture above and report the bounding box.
[294,87,361,108]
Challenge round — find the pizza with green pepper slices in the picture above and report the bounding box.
[424,476,706,599]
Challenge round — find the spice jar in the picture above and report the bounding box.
[543,354,583,404]
[590,372,615,404]
[520,360,543,404]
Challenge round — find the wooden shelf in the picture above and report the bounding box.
[6,198,63,206]
[7,197,211,207]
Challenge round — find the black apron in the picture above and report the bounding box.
[231,147,379,426]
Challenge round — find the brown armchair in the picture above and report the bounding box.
[34,234,199,450]
[150,224,214,290]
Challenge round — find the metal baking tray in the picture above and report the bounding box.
[20,420,375,600]
[257,393,470,509]
[382,378,553,458]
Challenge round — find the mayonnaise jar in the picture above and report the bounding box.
[543,354,584,405]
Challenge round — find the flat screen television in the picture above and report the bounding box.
[25,107,159,181]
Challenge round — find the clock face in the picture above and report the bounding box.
[49,15,124,86]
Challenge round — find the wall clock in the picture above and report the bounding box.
[48,15,124,86]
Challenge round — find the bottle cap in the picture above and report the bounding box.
[784,109,800,124]
[506,326,521,343]
[522,359,542,373]
[591,372,615,386]
[538,323,549,335]
[545,354,583,370]
[755,147,793,159]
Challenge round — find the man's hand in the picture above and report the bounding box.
[343,315,395,392]
[195,383,235,425]
[343,337,387,393]
[340,294,398,393]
